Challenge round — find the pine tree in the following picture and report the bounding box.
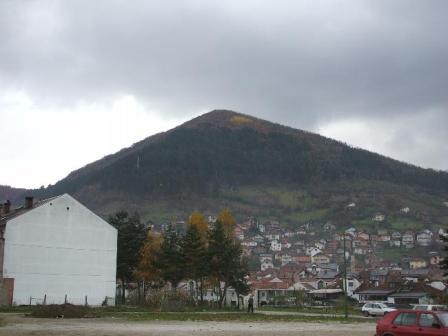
[182,224,209,303]
[108,211,147,304]
[208,220,247,307]
[155,225,185,289]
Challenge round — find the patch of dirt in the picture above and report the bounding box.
[0,314,376,336]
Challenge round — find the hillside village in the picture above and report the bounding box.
[156,202,448,308]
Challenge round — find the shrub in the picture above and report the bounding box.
[31,304,93,318]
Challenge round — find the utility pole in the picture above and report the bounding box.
[343,232,348,319]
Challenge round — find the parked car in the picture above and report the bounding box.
[413,304,448,311]
[362,302,396,316]
[376,310,448,336]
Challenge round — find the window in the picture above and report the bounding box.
[348,281,354,287]
[419,313,436,328]
[394,312,417,326]
[414,305,427,310]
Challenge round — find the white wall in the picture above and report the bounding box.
[3,194,117,306]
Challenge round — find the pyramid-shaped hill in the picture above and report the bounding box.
[6,110,448,228]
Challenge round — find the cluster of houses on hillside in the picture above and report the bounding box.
[229,217,447,308]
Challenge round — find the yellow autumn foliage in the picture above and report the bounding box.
[230,115,252,125]
[188,211,209,238]
[135,231,162,281]
[217,208,236,236]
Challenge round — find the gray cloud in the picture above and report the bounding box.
[1,0,447,184]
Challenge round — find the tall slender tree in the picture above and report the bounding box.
[182,223,209,303]
[155,225,185,289]
[108,211,147,304]
[208,219,247,307]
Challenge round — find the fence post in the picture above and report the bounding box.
[85,295,88,306]
[29,296,32,306]
[43,294,47,305]
[64,294,67,304]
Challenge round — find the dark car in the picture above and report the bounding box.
[376,309,448,336]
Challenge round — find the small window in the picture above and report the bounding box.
[419,313,436,328]
[348,281,354,287]
[415,305,427,310]
[394,312,417,326]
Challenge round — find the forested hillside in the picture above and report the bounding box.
[2,110,448,229]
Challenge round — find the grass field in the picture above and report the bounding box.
[100,311,361,323]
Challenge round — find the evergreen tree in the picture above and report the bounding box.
[208,220,247,307]
[155,225,185,289]
[108,211,147,303]
[229,256,250,309]
[182,223,209,303]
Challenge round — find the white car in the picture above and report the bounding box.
[413,304,448,311]
[361,302,396,316]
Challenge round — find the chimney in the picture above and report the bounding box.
[25,196,34,209]
[3,200,11,215]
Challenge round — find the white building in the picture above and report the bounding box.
[270,240,282,251]
[0,194,117,306]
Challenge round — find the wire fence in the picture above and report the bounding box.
[26,294,115,306]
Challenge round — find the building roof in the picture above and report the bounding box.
[389,292,429,298]
[356,289,395,295]
[309,288,343,294]
[0,196,58,228]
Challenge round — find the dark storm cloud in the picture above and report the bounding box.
[1,0,447,171]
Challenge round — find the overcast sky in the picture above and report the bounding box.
[1,0,447,188]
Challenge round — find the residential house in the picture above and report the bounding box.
[306,247,322,257]
[373,214,385,222]
[234,226,245,240]
[355,289,395,303]
[259,254,273,263]
[241,239,257,247]
[430,254,442,266]
[294,255,311,264]
[400,207,410,214]
[416,230,433,247]
[315,269,340,289]
[323,223,336,231]
[281,254,293,266]
[401,269,431,282]
[270,240,282,252]
[252,278,293,307]
[253,234,264,243]
[402,232,415,248]
[311,253,331,264]
[261,260,274,271]
[409,257,428,270]
[343,274,362,299]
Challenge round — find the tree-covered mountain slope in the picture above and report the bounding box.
[3,110,448,229]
